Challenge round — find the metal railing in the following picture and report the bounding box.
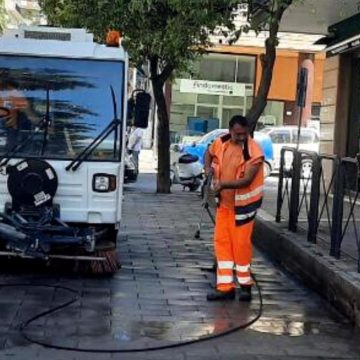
[330,156,360,271]
[276,149,360,272]
[276,147,296,227]
[310,155,338,244]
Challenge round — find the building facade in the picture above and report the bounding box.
[319,13,360,158]
[4,0,45,28]
[168,43,325,138]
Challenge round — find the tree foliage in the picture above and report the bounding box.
[0,0,6,34]
[39,0,295,192]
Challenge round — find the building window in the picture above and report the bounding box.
[259,101,285,126]
[237,56,256,84]
[223,96,245,107]
[198,54,237,82]
[197,94,220,104]
[311,103,321,120]
[192,53,256,84]
[170,104,196,132]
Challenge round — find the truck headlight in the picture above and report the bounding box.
[93,174,116,192]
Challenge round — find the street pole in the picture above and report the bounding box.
[296,68,308,150]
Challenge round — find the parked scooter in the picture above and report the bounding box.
[170,144,203,192]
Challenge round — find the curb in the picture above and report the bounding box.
[253,210,360,326]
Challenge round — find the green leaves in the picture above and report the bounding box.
[0,0,6,34]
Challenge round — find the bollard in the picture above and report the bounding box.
[289,150,301,232]
[307,153,321,243]
[330,159,344,258]
[276,148,286,223]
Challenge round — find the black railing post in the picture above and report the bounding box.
[289,150,301,232]
[276,148,286,223]
[307,153,321,243]
[330,158,343,259]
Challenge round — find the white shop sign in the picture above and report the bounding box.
[180,79,245,97]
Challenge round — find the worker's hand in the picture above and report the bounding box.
[205,167,214,177]
[213,181,224,193]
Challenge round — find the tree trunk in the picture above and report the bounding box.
[246,2,291,133]
[247,37,277,133]
[152,78,171,193]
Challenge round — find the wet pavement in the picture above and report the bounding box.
[0,155,360,359]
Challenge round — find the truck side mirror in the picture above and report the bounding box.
[127,90,151,129]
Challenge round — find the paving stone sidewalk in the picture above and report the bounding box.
[0,168,359,359]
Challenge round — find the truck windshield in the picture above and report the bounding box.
[0,55,124,161]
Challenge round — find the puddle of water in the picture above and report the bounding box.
[113,320,215,342]
[249,318,321,336]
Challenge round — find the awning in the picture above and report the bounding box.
[326,34,360,57]
[279,0,359,35]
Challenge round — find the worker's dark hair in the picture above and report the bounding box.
[229,115,250,161]
[229,115,249,129]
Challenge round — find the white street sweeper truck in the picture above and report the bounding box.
[0,26,150,274]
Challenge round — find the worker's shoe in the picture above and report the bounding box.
[207,289,235,301]
[238,285,252,302]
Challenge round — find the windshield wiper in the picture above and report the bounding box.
[65,86,122,171]
[41,86,51,156]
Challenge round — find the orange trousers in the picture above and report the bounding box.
[215,206,254,292]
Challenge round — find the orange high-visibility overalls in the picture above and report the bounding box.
[209,134,264,292]
[0,89,29,129]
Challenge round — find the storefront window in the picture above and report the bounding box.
[170,53,256,132]
[170,104,195,132]
[172,83,197,104]
[197,106,218,119]
[223,96,245,107]
[194,53,256,84]
[222,108,243,126]
[259,101,285,126]
[197,94,220,104]
[246,96,253,111]
[198,54,236,82]
[237,56,256,84]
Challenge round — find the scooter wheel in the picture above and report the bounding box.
[188,184,200,192]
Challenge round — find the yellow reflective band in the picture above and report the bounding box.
[218,261,234,269]
[235,186,264,201]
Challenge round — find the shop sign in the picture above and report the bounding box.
[328,36,360,56]
[180,79,245,96]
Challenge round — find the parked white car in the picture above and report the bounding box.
[260,126,320,175]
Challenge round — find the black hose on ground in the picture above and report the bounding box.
[0,276,262,353]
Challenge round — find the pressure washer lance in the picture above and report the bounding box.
[194,172,217,239]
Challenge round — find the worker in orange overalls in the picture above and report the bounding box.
[0,77,39,149]
[205,115,264,302]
